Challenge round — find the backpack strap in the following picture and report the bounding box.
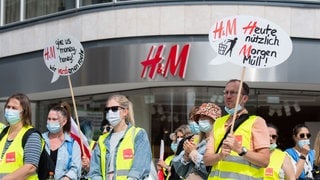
[65,138,74,170]
[0,126,9,141]
[215,114,250,153]
[21,128,42,147]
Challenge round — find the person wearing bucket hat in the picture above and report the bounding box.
[171,102,221,180]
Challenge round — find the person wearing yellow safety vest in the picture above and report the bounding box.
[0,93,42,180]
[203,79,270,179]
[89,94,152,180]
[261,123,295,180]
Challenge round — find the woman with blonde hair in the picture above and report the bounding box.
[89,94,152,180]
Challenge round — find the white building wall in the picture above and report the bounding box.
[0,4,319,58]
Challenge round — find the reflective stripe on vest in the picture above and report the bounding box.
[209,115,264,180]
[98,126,142,179]
[0,126,38,180]
[261,149,286,180]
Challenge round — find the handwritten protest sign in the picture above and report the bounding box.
[43,35,85,83]
[209,15,292,68]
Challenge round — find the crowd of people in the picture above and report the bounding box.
[0,79,319,179]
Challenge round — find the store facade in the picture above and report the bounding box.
[1,1,320,155]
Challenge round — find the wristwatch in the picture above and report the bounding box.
[238,146,248,156]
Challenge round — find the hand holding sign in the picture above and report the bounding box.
[43,35,85,83]
[209,15,292,68]
[208,15,293,132]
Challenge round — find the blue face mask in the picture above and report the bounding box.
[198,119,212,133]
[46,121,61,134]
[224,105,242,115]
[170,143,178,153]
[106,111,121,127]
[298,139,310,148]
[5,109,21,125]
[189,121,200,134]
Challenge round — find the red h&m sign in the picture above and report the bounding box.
[140,44,190,79]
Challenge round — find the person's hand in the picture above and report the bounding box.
[220,144,231,159]
[183,139,196,154]
[300,144,310,156]
[157,159,166,169]
[222,133,242,153]
[81,156,90,171]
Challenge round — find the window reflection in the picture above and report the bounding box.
[25,0,76,19]
[5,0,20,24]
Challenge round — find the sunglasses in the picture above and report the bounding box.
[100,125,112,132]
[270,134,278,140]
[298,133,311,139]
[105,106,124,112]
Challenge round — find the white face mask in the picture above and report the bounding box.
[224,105,242,115]
[198,119,212,133]
[5,109,21,125]
[298,139,310,148]
[46,121,61,134]
[106,110,121,127]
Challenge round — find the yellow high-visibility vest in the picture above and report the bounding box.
[208,115,264,180]
[0,125,38,180]
[261,149,286,180]
[98,126,141,179]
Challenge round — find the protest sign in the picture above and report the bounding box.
[43,35,85,83]
[209,15,292,68]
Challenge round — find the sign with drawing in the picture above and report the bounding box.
[208,15,292,68]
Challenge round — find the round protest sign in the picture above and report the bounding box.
[43,35,85,83]
[208,15,292,68]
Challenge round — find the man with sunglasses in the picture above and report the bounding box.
[260,123,295,179]
[285,124,315,180]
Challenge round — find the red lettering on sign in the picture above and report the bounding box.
[58,67,68,74]
[239,44,252,58]
[242,21,257,35]
[141,44,190,79]
[212,18,237,40]
[163,44,190,79]
[140,45,164,79]
[44,46,56,60]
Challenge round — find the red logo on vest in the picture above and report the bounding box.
[265,167,273,176]
[235,135,242,146]
[123,148,134,159]
[6,152,16,163]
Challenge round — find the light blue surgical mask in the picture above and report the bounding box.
[224,105,242,115]
[189,121,200,134]
[106,110,121,127]
[171,143,178,153]
[46,121,61,134]
[298,139,310,148]
[198,119,212,133]
[4,108,21,125]
[270,143,277,151]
